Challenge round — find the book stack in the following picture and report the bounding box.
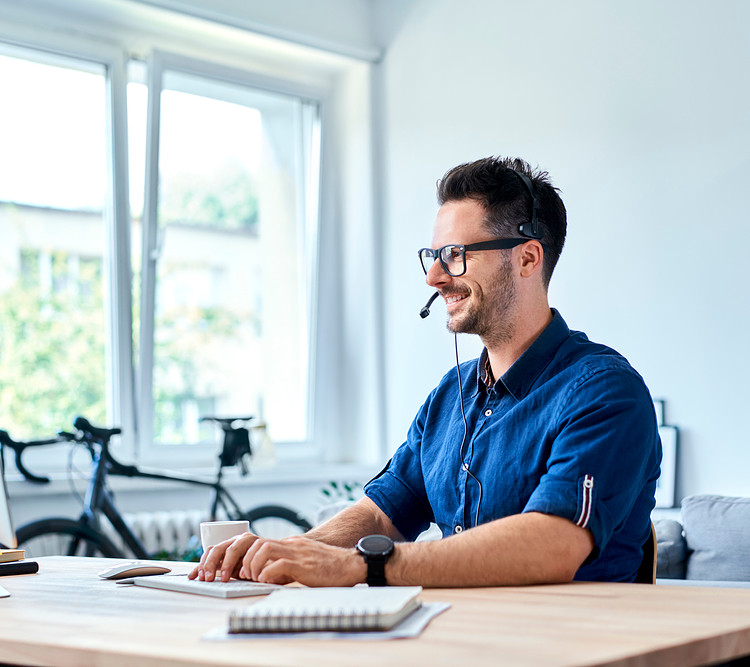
[0,549,24,563]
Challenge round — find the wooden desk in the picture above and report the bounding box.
[1,557,750,666]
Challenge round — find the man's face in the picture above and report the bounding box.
[425,199,517,345]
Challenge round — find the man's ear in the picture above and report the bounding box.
[517,241,544,279]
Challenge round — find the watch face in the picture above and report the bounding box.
[359,534,393,555]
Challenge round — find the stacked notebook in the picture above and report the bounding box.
[228,586,423,633]
[0,549,24,563]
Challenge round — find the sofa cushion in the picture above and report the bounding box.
[682,494,750,581]
[654,519,687,579]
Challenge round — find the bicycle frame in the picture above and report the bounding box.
[79,442,249,559]
[5,417,311,560]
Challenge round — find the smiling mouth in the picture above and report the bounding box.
[444,293,469,307]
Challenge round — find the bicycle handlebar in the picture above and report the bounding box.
[73,416,122,442]
[0,417,132,484]
[68,417,140,478]
[2,413,256,485]
[0,429,63,484]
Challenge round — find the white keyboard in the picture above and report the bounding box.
[130,574,281,598]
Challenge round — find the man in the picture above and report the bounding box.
[191,156,661,587]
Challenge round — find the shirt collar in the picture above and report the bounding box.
[475,309,570,400]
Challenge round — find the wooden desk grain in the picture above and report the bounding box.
[0,557,749,666]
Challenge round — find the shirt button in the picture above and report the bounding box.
[462,463,469,471]
[454,525,463,533]
[484,409,492,416]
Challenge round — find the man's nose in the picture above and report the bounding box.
[425,258,450,287]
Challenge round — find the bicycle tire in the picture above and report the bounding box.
[243,505,312,539]
[16,518,123,559]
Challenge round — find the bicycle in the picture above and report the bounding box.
[0,416,312,559]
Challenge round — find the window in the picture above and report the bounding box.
[134,55,320,450]
[0,44,321,463]
[0,50,109,438]
[0,3,379,475]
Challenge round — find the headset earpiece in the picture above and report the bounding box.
[510,169,543,240]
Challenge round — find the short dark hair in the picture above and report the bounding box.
[436,156,566,286]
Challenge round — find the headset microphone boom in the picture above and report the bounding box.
[419,291,440,318]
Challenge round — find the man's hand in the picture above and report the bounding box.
[189,533,367,586]
[189,532,260,582]
[241,536,366,587]
[188,498,396,585]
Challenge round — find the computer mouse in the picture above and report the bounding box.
[97,561,172,580]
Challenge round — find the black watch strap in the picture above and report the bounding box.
[366,557,388,587]
[356,535,394,587]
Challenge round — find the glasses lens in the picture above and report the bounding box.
[419,248,437,274]
[439,245,465,276]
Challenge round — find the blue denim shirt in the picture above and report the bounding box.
[365,310,662,582]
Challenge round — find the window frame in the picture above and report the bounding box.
[137,50,326,464]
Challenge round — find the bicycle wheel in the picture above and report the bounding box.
[243,505,312,539]
[16,518,123,558]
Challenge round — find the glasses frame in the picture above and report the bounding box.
[418,238,530,277]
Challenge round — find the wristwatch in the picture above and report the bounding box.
[356,534,394,586]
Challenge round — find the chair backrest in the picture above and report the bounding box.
[634,521,657,584]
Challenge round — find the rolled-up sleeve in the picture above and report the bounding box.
[523,366,661,561]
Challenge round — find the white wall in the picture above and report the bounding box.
[133,0,381,60]
[375,0,750,501]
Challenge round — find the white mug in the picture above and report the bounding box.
[199,520,250,550]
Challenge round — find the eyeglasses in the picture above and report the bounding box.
[418,238,529,277]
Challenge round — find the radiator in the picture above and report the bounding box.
[102,509,207,557]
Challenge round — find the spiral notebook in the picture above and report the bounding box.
[228,586,423,633]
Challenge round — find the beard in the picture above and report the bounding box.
[444,255,517,347]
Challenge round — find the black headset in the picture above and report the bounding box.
[509,169,543,240]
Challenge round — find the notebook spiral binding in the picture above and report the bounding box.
[230,607,390,633]
[227,586,423,633]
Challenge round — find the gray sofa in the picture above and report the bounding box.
[655,494,750,586]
